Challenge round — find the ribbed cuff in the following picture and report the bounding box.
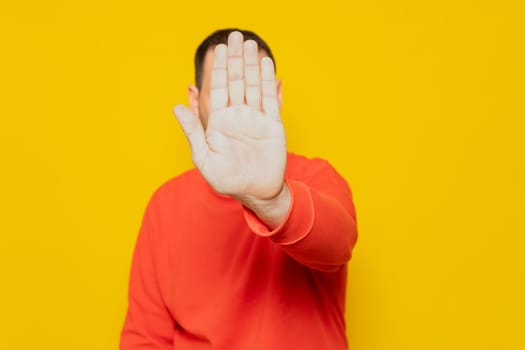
[242,180,315,245]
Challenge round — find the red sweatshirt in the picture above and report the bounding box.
[121,153,358,349]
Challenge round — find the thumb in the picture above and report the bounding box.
[173,105,207,167]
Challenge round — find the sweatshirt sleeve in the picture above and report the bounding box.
[242,158,358,273]
[120,205,175,349]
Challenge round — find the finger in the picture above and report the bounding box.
[227,31,244,106]
[261,57,280,120]
[244,40,261,110]
[173,105,208,168]
[210,44,228,112]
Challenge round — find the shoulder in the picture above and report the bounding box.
[285,152,354,199]
[145,168,204,212]
[286,152,341,180]
[155,168,201,195]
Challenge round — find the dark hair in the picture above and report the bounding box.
[194,28,276,89]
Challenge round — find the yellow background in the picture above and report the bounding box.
[1,1,524,349]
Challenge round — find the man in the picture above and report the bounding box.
[120,28,358,349]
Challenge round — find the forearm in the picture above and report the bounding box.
[281,183,357,272]
[243,179,357,272]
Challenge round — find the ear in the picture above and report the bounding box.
[188,85,200,117]
[276,79,283,111]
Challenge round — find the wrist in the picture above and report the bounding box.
[241,183,291,229]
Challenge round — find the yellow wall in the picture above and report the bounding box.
[1,1,523,349]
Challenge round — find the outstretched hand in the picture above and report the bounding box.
[173,31,288,217]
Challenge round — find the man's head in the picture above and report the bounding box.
[188,28,282,128]
[194,28,276,90]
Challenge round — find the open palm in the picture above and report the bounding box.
[174,32,286,202]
